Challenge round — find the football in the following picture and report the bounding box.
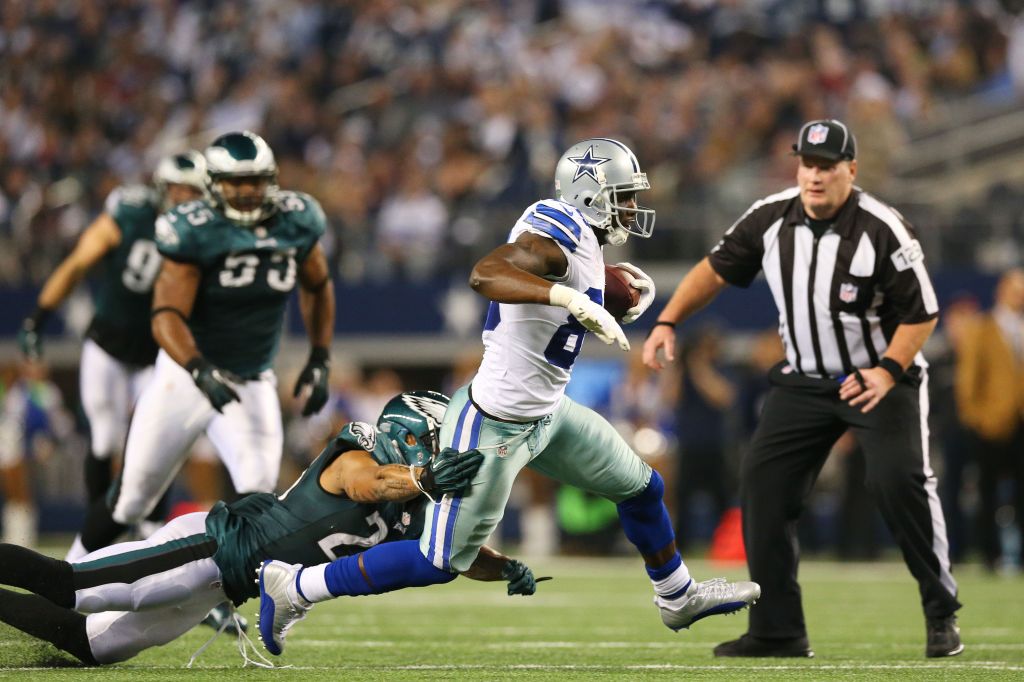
[603,264,641,320]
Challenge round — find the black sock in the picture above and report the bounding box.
[0,588,98,665]
[80,497,128,554]
[83,453,113,504]
[0,544,75,607]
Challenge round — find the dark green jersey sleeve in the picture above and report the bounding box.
[105,185,158,232]
[154,200,218,264]
[274,191,326,262]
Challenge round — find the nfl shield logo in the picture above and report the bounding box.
[839,282,859,303]
[497,444,508,458]
[807,124,829,145]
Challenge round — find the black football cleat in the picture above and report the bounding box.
[714,633,815,658]
[926,615,964,658]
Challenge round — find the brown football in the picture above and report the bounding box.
[604,264,641,320]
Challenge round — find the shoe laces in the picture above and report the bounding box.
[187,604,284,669]
[694,577,732,598]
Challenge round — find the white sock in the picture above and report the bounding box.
[521,505,558,557]
[652,562,692,602]
[296,563,331,603]
[2,503,37,548]
[65,535,88,562]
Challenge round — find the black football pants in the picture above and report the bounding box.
[740,364,961,640]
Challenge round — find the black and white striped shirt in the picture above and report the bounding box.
[708,186,939,379]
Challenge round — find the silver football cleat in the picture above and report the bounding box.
[656,577,761,631]
[256,560,313,655]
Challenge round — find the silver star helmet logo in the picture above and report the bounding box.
[569,145,611,183]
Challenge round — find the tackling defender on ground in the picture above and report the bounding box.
[0,391,537,666]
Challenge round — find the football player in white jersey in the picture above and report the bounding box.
[255,139,760,655]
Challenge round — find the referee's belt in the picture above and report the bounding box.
[768,361,921,392]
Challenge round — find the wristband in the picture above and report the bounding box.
[26,307,53,331]
[548,283,575,308]
[877,357,904,382]
[185,357,207,376]
[646,320,676,339]
[309,346,330,365]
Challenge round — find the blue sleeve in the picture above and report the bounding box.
[523,203,581,253]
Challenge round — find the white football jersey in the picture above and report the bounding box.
[472,199,605,420]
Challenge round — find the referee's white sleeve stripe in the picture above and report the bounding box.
[858,193,939,315]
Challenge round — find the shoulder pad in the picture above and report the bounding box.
[518,199,584,253]
[105,185,156,213]
[275,190,327,238]
[154,200,215,261]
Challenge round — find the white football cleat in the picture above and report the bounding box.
[656,577,761,631]
[256,560,313,655]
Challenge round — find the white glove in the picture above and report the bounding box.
[549,284,630,351]
[613,262,656,324]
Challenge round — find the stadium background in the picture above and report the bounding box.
[1,0,1022,574]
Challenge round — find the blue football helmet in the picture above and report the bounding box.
[376,391,450,467]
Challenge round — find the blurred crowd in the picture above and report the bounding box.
[2,0,1023,285]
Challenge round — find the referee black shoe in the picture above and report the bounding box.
[926,615,964,658]
[713,633,815,658]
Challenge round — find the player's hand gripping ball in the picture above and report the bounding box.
[603,264,642,321]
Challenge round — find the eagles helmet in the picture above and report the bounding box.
[554,138,655,246]
[153,150,207,211]
[204,130,279,226]
[376,391,450,467]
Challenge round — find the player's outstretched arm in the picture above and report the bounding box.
[461,546,548,596]
[295,243,335,416]
[19,214,121,359]
[325,447,484,504]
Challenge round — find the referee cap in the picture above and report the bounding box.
[792,119,857,161]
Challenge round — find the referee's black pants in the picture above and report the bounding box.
[741,363,961,641]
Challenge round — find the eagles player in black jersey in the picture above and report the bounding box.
[19,153,207,507]
[0,392,536,666]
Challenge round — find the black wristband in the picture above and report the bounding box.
[309,346,330,365]
[646,320,676,340]
[26,307,52,331]
[185,357,208,375]
[877,357,904,382]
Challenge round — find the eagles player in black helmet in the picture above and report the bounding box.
[0,392,538,667]
[18,152,207,508]
[71,131,337,562]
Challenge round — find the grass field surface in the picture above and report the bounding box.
[0,554,1020,680]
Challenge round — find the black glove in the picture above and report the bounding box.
[18,308,51,360]
[293,346,330,416]
[418,447,484,497]
[501,559,538,596]
[186,357,240,413]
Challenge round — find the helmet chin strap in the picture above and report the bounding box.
[604,226,629,245]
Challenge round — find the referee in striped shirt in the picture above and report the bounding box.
[643,120,962,659]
